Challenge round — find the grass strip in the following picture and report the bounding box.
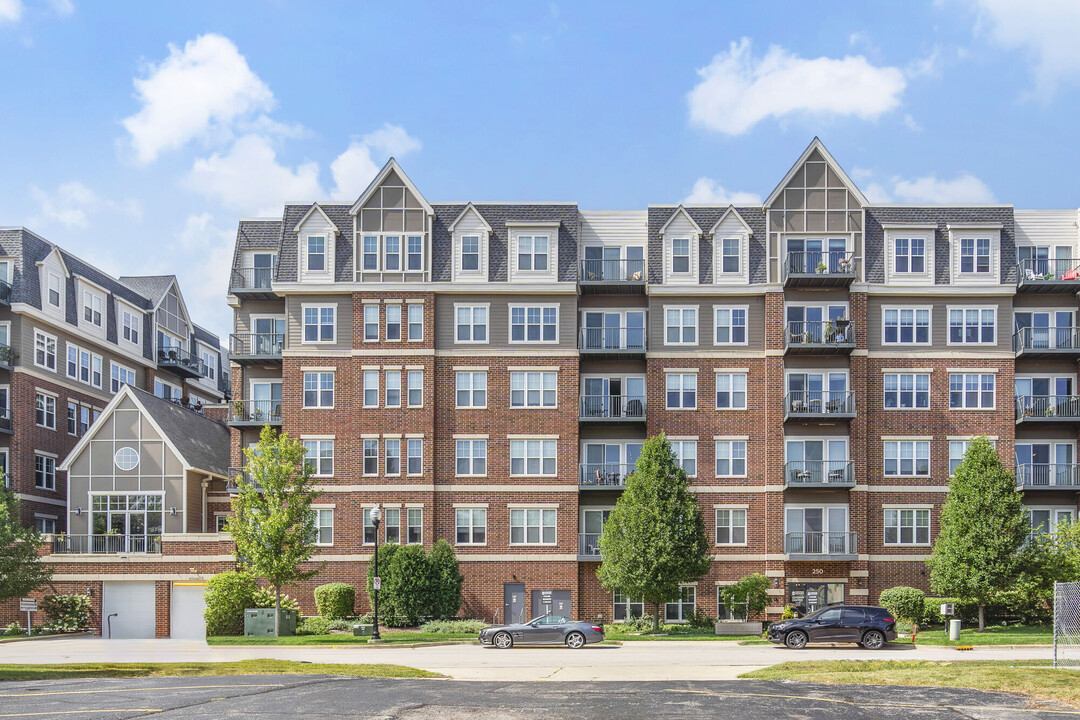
[208,632,476,646]
[0,659,442,682]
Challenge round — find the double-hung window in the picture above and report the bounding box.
[314,509,333,545]
[202,351,217,381]
[385,439,401,475]
[456,508,486,544]
[714,441,746,477]
[884,440,931,477]
[960,237,991,274]
[883,307,930,344]
[384,508,401,544]
[363,305,379,341]
[884,508,930,545]
[715,373,747,409]
[36,393,55,430]
[510,439,556,476]
[949,308,996,345]
[303,306,335,343]
[406,236,423,271]
[34,331,56,371]
[949,373,995,409]
[715,508,747,545]
[385,371,401,407]
[406,508,422,543]
[510,508,556,544]
[455,305,488,343]
[665,307,697,345]
[363,371,379,407]
[713,307,747,345]
[883,373,930,409]
[510,305,558,343]
[894,237,925,274]
[362,236,379,270]
[383,236,401,271]
[461,235,480,271]
[67,345,102,388]
[671,238,691,274]
[407,370,423,407]
[306,236,326,272]
[670,440,697,477]
[407,438,423,475]
[303,371,334,408]
[613,590,645,621]
[665,587,696,623]
[455,439,487,476]
[510,372,556,408]
[407,304,423,340]
[363,507,377,544]
[35,454,55,490]
[302,440,334,476]
[82,290,102,327]
[121,309,140,345]
[455,372,487,408]
[363,439,379,475]
[47,273,62,308]
[386,304,402,340]
[666,373,697,409]
[719,238,740,274]
[517,236,549,271]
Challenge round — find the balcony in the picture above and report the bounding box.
[784,461,855,488]
[157,345,205,380]
[226,467,263,493]
[1015,395,1080,424]
[229,333,284,364]
[229,267,278,299]
[1015,463,1080,491]
[0,344,15,371]
[578,259,647,294]
[228,399,283,427]
[1013,327,1080,359]
[0,278,11,305]
[51,534,162,555]
[785,320,855,354]
[784,531,858,561]
[579,395,646,423]
[1016,258,1080,293]
[784,391,855,421]
[578,533,602,560]
[165,397,205,415]
[579,463,634,489]
[578,327,646,359]
[785,251,856,288]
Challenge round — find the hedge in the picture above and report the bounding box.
[204,571,258,636]
[314,583,355,620]
[41,594,91,631]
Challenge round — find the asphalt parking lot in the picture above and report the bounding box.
[0,675,1074,719]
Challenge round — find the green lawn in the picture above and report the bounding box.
[741,660,1080,708]
[0,660,442,682]
[899,624,1052,646]
[604,626,758,642]
[208,632,477,646]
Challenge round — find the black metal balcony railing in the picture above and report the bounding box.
[1017,258,1080,288]
[580,259,646,283]
[0,278,11,305]
[229,333,284,358]
[0,407,11,433]
[0,343,16,368]
[1015,463,1080,489]
[784,391,855,418]
[579,395,646,420]
[228,399,283,425]
[165,397,205,415]
[579,463,635,488]
[786,251,856,277]
[786,320,855,349]
[1013,327,1080,355]
[578,327,647,352]
[1015,395,1080,421]
[785,531,857,557]
[157,345,205,378]
[230,267,275,291]
[579,533,602,557]
[784,461,855,487]
[51,534,162,554]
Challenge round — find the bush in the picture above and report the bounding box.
[622,614,655,632]
[41,594,90,631]
[386,545,434,626]
[5,621,21,636]
[428,540,463,619]
[687,609,714,629]
[204,571,258,636]
[718,574,770,620]
[366,543,400,622]
[920,597,962,627]
[781,605,796,620]
[879,586,926,632]
[252,587,300,612]
[296,616,332,636]
[419,619,488,634]
[314,583,355,620]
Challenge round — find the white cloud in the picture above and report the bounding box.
[906,46,941,79]
[29,180,141,229]
[122,33,274,163]
[902,114,923,132]
[687,37,907,135]
[966,0,1080,95]
[684,177,761,205]
[0,0,22,23]
[175,213,235,337]
[185,134,323,216]
[860,172,995,204]
[330,124,422,199]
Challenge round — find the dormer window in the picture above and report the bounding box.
[82,289,103,328]
[47,273,61,308]
[517,236,549,272]
[672,239,691,274]
[719,238,740,274]
[894,238,925,274]
[384,236,401,270]
[960,237,990,274]
[949,225,1000,284]
[461,236,480,271]
[306,236,326,272]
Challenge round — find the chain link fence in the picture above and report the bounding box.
[1054,581,1080,668]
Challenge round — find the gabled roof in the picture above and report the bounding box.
[35,246,70,277]
[763,137,869,208]
[658,205,703,235]
[448,202,493,233]
[118,275,176,306]
[348,158,434,216]
[708,206,754,236]
[292,202,340,234]
[58,385,230,477]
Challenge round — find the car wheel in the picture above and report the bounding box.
[861,630,885,650]
[493,631,513,649]
[565,631,586,649]
[784,630,808,649]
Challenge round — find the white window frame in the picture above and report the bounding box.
[883,506,931,546]
[947,306,997,346]
[46,271,63,309]
[716,237,742,277]
[363,370,379,408]
[34,330,57,371]
[303,371,335,409]
[385,370,401,408]
[665,586,697,623]
[454,303,489,345]
[81,287,104,330]
[670,439,697,477]
[455,507,487,545]
[715,507,748,546]
[883,439,932,477]
[665,372,697,410]
[384,439,400,476]
[882,306,933,346]
[460,234,482,274]
[713,305,749,346]
[884,228,935,285]
[407,370,423,408]
[363,439,379,476]
[201,348,217,381]
[407,304,423,341]
[406,438,423,476]
[510,371,557,409]
[664,305,698,346]
[305,235,328,274]
[314,508,334,546]
[66,343,102,389]
[35,392,56,430]
[715,372,748,410]
[455,439,487,477]
[883,372,931,410]
[513,232,554,277]
[455,371,487,409]
[385,303,402,341]
[670,237,693,276]
[406,507,423,545]
[714,440,747,478]
[949,372,996,410]
[302,439,334,477]
[509,304,559,344]
[509,507,557,545]
[119,305,142,348]
[363,304,379,342]
[35,454,56,490]
[953,232,999,283]
[301,304,336,344]
[509,438,558,477]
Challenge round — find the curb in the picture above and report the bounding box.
[0,632,93,644]
[209,640,480,649]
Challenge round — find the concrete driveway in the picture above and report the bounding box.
[0,638,1056,681]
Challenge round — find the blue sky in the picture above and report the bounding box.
[2,0,1079,338]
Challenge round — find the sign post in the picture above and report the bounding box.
[19,598,36,636]
[373,576,381,591]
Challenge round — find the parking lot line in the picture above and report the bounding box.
[0,710,162,717]
[0,683,285,698]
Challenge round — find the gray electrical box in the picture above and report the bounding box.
[940,602,955,616]
[244,608,297,637]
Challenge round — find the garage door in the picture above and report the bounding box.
[170,583,207,640]
[102,581,155,639]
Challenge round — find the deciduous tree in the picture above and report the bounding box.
[0,487,52,604]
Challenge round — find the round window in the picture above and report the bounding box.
[114,447,139,471]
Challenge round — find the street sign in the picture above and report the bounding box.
[19,598,36,612]
[941,602,955,616]
[373,577,381,591]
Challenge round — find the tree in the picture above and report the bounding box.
[879,586,926,640]
[429,540,463,620]
[229,426,323,635]
[1017,519,1080,618]
[0,486,51,604]
[385,545,433,625]
[718,574,770,621]
[927,436,1026,630]
[597,433,711,631]
[366,543,399,622]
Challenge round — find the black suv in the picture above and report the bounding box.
[767,605,897,649]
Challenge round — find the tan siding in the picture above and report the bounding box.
[434,294,578,350]
[866,296,1011,351]
[647,295,765,351]
[286,295,353,353]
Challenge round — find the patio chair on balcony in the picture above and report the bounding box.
[794,469,812,483]
[1024,267,1042,282]
[628,270,642,281]
[790,398,808,413]
[626,399,644,417]
[828,469,845,483]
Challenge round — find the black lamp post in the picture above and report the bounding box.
[370,505,382,641]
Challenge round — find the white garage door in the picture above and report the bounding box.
[170,583,207,640]
[102,581,155,639]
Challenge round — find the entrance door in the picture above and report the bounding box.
[252,317,285,355]
[504,582,525,624]
[531,589,571,620]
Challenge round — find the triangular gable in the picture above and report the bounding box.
[349,158,434,216]
[35,245,70,277]
[292,202,340,234]
[448,203,493,233]
[658,205,703,235]
[159,277,193,333]
[708,206,754,236]
[764,137,868,209]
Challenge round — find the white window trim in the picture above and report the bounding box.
[663,305,699,347]
[454,231,488,281]
[508,506,558,546]
[77,281,106,334]
[884,229,935,285]
[713,440,748,479]
[406,369,424,408]
[117,301,143,349]
[714,371,748,411]
[300,303,336,345]
[508,304,560,345]
[881,305,934,346]
[509,228,558,281]
[946,305,998,347]
[509,438,559,477]
[882,505,932,547]
[664,370,699,410]
[712,305,750,347]
[33,330,57,372]
[713,235,749,285]
[949,371,996,411]
[302,233,332,277]
[882,371,932,411]
[302,370,335,409]
[406,303,424,342]
[669,439,698,478]
[663,231,699,285]
[453,302,490,345]
[455,370,488,409]
[314,507,334,546]
[510,370,559,409]
[303,439,335,478]
[454,438,488,478]
[950,229,1000,285]
[454,506,488,546]
[714,506,748,547]
[883,439,932,478]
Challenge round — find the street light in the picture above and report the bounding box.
[369,505,382,641]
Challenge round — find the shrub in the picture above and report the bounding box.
[314,583,355,620]
[920,597,962,627]
[386,545,434,626]
[879,586,927,634]
[5,621,21,636]
[328,618,355,632]
[428,540,463,619]
[366,543,400,622]
[687,609,714,630]
[296,616,332,636]
[252,587,300,612]
[718,574,770,620]
[781,605,796,620]
[204,571,258,636]
[41,594,90,631]
[622,614,655,632]
[419,619,488,634]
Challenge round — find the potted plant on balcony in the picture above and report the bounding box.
[232,400,244,418]
[1044,272,1055,281]
[816,261,827,274]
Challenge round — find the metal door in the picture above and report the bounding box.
[531,589,571,620]
[504,582,525,624]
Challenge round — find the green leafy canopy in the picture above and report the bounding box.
[0,486,51,604]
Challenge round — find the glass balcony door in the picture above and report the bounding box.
[250,381,282,419]
[252,317,285,354]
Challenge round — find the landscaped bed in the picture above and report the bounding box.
[208,631,478,646]
[741,660,1080,708]
[896,624,1052,645]
[0,660,443,681]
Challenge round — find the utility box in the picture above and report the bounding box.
[244,608,297,637]
[353,623,374,637]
